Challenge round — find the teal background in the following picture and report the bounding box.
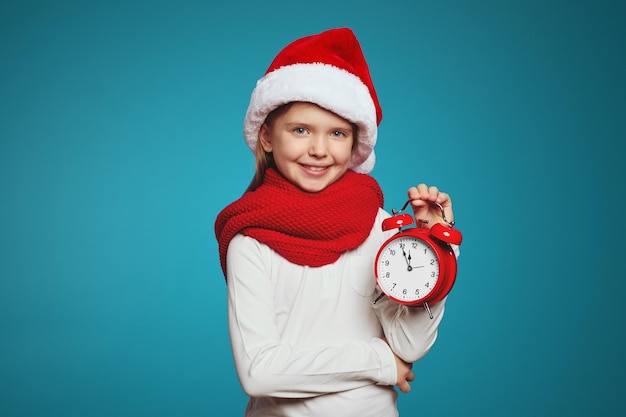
[1,0,624,416]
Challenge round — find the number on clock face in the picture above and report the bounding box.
[377,236,439,302]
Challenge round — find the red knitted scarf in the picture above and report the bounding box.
[214,168,384,280]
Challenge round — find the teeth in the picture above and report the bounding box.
[307,166,326,171]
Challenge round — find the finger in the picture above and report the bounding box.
[406,371,415,382]
[410,184,443,203]
[433,192,454,223]
[408,186,429,210]
[417,183,431,200]
[408,184,426,201]
[435,191,450,204]
[397,380,411,393]
[428,185,440,201]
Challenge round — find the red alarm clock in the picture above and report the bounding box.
[374,200,462,318]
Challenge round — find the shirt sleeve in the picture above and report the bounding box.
[371,294,446,363]
[372,244,460,363]
[226,234,398,398]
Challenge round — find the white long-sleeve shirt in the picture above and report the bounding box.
[226,208,449,417]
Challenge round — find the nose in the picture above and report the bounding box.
[308,134,329,157]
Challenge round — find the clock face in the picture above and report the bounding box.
[376,235,440,303]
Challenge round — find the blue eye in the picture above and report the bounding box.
[293,127,308,135]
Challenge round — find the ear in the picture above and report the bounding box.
[259,124,273,152]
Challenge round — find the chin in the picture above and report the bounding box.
[296,183,328,193]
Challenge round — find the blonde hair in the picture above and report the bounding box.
[245,103,291,192]
[245,140,274,192]
[244,102,359,193]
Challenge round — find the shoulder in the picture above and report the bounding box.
[226,234,275,276]
[227,234,275,261]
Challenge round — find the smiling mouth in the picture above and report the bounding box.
[302,165,328,172]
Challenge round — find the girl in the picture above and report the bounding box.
[215,28,456,417]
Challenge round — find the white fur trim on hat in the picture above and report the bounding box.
[243,63,378,174]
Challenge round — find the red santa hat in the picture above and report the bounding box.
[243,27,382,174]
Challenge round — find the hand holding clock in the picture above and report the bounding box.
[408,184,454,228]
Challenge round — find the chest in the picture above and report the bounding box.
[267,237,384,343]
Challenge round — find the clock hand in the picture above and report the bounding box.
[403,250,426,269]
[402,248,413,271]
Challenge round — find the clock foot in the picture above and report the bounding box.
[423,302,433,319]
[373,292,386,305]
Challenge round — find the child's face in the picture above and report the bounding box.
[259,102,355,193]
